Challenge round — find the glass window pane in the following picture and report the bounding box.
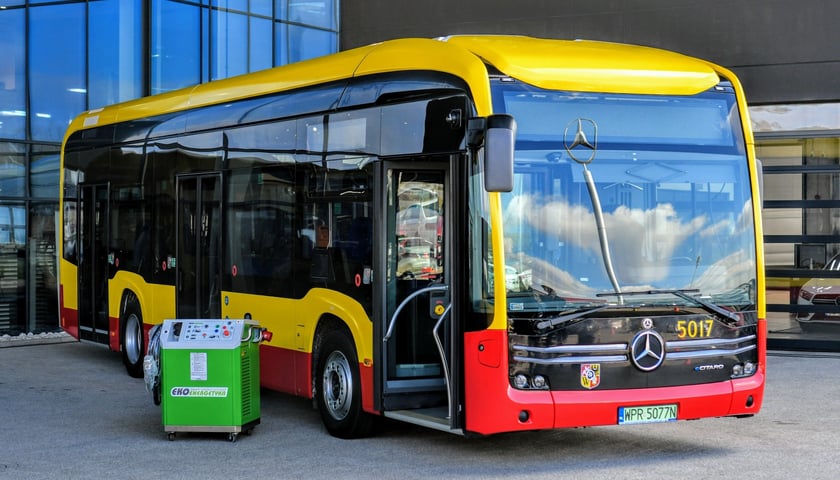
[0,1,25,6]
[289,0,336,30]
[29,3,86,142]
[274,22,289,66]
[275,0,288,20]
[0,142,25,197]
[251,0,272,16]
[0,202,25,334]
[288,26,336,63]
[151,0,201,94]
[89,0,143,109]
[0,8,25,140]
[29,203,59,332]
[250,17,273,72]
[202,7,211,84]
[751,103,840,133]
[211,0,248,11]
[30,146,60,199]
[211,10,248,80]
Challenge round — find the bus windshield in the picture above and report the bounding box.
[489,79,756,310]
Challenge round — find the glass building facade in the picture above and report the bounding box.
[752,103,840,350]
[0,0,339,336]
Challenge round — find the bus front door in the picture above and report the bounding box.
[379,160,460,432]
[77,183,110,344]
[176,174,222,319]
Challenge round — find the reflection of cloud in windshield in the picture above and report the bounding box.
[700,200,753,238]
[506,195,707,284]
[736,200,754,234]
[691,250,755,292]
[519,255,598,298]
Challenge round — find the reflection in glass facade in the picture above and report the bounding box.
[0,0,339,336]
[151,0,339,94]
[752,103,840,350]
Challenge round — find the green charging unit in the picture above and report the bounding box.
[159,319,263,441]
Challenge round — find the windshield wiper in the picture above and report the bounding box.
[535,305,611,331]
[597,289,740,324]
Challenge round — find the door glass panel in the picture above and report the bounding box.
[200,175,222,318]
[386,169,446,380]
[177,177,197,318]
[177,175,221,319]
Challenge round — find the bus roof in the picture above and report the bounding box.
[443,35,720,95]
[65,35,723,142]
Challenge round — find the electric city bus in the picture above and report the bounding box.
[59,35,766,438]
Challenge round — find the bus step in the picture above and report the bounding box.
[384,408,462,435]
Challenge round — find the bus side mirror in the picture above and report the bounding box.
[469,115,516,192]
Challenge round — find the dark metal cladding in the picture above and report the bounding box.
[508,309,759,390]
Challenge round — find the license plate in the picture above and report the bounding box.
[618,404,678,425]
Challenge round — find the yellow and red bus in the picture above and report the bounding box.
[59,35,765,438]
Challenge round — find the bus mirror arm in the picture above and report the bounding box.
[467,117,486,148]
[469,114,516,193]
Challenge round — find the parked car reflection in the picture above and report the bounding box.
[797,252,840,328]
[397,236,438,279]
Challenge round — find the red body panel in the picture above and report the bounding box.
[58,287,79,339]
[258,344,375,414]
[260,344,312,397]
[260,345,375,413]
[109,316,120,352]
[360,362,374,414]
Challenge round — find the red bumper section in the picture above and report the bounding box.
[463,329,765,436]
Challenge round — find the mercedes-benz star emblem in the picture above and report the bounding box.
[630,329,666,372]
[563,118,598,165]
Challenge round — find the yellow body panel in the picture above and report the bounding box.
[220,289,373,361]
[109,271,176,326]
[705,62,766,319]
[444,35,720,95]
[352,38,494,116]
[59,260,77,309]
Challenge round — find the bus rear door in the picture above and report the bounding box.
[76,183,110,344]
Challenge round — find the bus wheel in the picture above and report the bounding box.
[315,329,374,439]
[121,298,144,378]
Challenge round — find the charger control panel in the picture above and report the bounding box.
[160,319,256,349]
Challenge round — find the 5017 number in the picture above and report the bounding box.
[676,319,713,339]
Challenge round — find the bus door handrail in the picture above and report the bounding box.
[432,302,453,420]
[383,284,449,342]
[383,284,454,421]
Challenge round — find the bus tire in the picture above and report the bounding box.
[315,329,374,439]
[121,297,144,378]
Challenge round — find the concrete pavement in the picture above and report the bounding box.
[1,341,838,479]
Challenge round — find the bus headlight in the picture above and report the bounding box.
[512,374,549,390]
[732,362,757,378]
